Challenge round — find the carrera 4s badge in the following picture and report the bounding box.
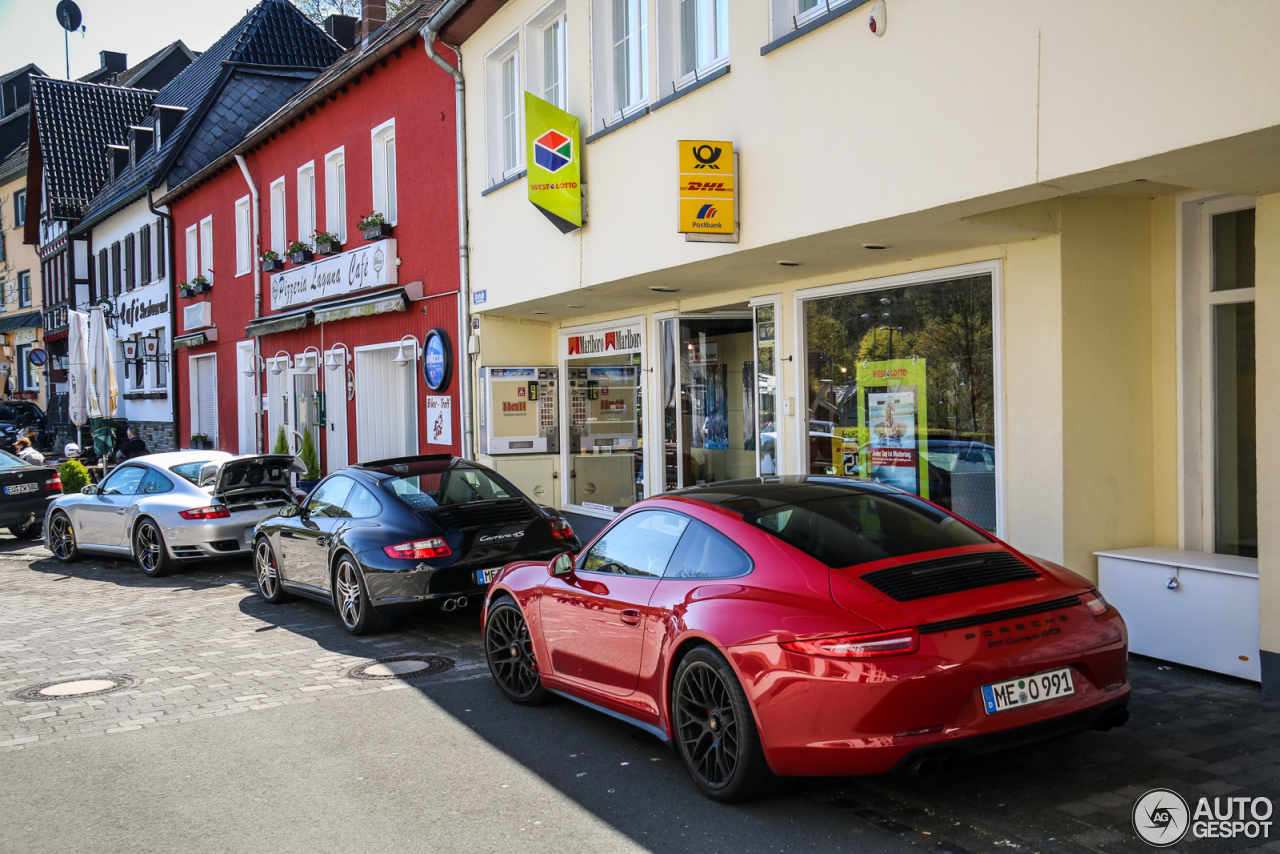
[479,532,525,543]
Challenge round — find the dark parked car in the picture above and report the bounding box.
[0,448,61,538]
[0,401,53,453]
[483,476,1128,802]
[253,454,582,634]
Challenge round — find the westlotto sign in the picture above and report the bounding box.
[678,140,735,235]
[564,325,643,358]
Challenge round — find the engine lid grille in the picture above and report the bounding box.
[428,499,535,531]
[861,552,1040,602]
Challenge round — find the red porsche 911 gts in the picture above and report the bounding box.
[482,477,1130,802]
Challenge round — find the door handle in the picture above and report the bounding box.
[317,537,328,547]
[620,609,641,626]
[116,508,126,515]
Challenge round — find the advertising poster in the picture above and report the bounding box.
[425,395,452,446]
[855,358,930,499]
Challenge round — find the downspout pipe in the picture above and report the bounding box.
[146,186,179,452]
[235,154,264,452]
[422,3,474,460]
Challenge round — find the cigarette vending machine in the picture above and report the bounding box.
[478,367,559,455]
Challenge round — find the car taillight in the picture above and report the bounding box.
[383,538,451,560]
[781,628,919,658]
[549,519,574,540]
[178,505,231,520]
[45,474,62,492]
[1081,590,1109,616]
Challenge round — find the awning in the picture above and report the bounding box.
[174,329,217,349]
[244,308,312,338]
[0,311,44,331]
[312,290,407,324]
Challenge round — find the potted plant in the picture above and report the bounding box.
[190,275,211,295]
[297,429,322,495]
[288,241,313,264]
[357,212,392,240]
[260,250,283,272]
[178,281,194,298]
[313,231,341,256]
[190,432,213,450]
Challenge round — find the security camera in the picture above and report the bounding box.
[869,0,886,36]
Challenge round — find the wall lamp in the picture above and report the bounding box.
[324,342,350,372]
[269,350,292,375]
[298,345,322,373]
[241,353,266,377]
[392,334,418,368]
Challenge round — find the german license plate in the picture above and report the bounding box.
[475,567,501,585]
[981,667,1074,714]
[4,482,38,495]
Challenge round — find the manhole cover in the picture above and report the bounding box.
[12,675,140,701]
[341,655,454,681]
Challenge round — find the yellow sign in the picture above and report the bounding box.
[678,140,735,235]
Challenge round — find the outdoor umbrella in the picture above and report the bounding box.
[86,307,118,458]
[66,310,89,428]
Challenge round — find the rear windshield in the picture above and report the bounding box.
[381,465,514,510]
[743,492,992,569]
[170,460,219,485]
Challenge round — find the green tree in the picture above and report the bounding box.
[58,459,90,494]
[299,429,321,480]
[273,426,290,455]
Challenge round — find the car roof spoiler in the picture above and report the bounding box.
[352,453,455,470]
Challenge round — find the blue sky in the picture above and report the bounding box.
[0,0,253,81]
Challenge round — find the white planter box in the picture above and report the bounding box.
[1095,547,1259,681]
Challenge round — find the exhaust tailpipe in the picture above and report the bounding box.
[1094,706,1130,731]
[456,596,468,610]
[441,598,457,612]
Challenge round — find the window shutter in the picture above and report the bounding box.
[194,356,218,439]
[155,218,166,279]
[111,242,122,296]
[98,249,108,300]
[124,233,136,290]
[140,225,151,284]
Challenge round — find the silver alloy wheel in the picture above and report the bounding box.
[49,514,75,560]
[135,522,162,574]
[256,540,279,599]
[336,561,362,629]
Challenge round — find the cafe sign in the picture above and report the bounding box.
[269,239,398,311]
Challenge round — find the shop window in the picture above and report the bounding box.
[325,148,346,243]
[235,196,251,276]
[270,178,287,255]
[526,2,568,110]
[486,34,523,186]
[800,272,998,533]
[590,0,648,132]
[297,162,316,244]
[371,119,397,225]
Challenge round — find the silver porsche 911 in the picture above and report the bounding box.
[44,451,302,577]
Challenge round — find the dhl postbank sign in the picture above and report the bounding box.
[678,140,735,235]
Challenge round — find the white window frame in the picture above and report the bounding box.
[792,260,1007,538]
[485,33,524,186]
[526,1,568,111]
[591,0,648,130]
[324,147,347,243]
[184,224,199,282]
[189,352,219,445]
[370,118,398,226]
[772,0,856,36]
[199,216,213,283]
[297,161,316,244]
[269,177,287,256]
[660,0,728,91]
[1177,192,1257,554]
[234,195,251,277]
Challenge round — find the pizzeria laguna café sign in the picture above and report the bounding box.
[269,240,398,311]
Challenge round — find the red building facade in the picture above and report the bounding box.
[163,13,461,472]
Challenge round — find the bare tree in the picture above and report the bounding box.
[295,0,417,25]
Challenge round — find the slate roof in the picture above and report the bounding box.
[0,143,27,185]
[28,77,157,220]
[111,41,197,91]
[70,0,343,233]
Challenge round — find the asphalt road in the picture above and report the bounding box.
[2,537,1277,854]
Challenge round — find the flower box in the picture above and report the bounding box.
[191,280,212,295]
[261,258,284,272]
[315,240,342,256]
[289,249,314,265]
[362,223,393,241]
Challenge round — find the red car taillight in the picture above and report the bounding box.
[1080,590,1109,617]
[383,538,451,560]
[45,474,62,492]
[781,628,919,658]
[178,505,231,520]
[550,519,574,540]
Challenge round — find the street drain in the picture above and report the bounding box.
[342,656,454,681]
[12,675,140,702]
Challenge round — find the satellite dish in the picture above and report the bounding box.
[56,0,82,32]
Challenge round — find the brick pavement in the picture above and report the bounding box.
[1,541,1277,854]
[0,547,489,752]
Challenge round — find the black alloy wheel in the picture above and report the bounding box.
[8,517,42,539]
[333,556,383,635]
[133,518,175,578]
[254,537,292,604]
[672,646,775,802]
[47,511,80,563]
[484,599,547,705]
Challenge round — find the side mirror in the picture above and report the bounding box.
[549,552,574,577]
[278,504,299,518]
[80,484,98,496]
